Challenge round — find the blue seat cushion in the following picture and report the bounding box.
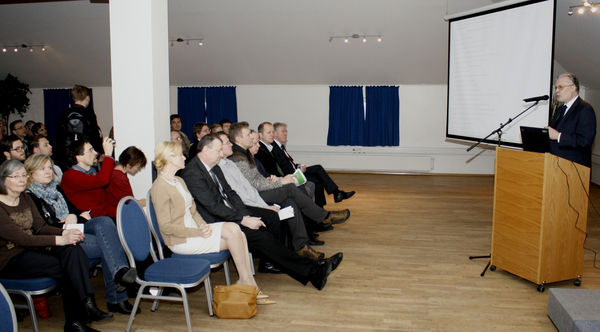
[172,250,230,265]
[144,258,211,284]
[0,277,58,291]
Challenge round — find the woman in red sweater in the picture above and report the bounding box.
[105,146,147,219]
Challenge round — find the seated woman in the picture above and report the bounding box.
[105,146,147,220]
[24,154,138,315]
[0,160,112,332]
[150,141,273,304]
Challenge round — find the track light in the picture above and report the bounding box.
[169,37,204,47]
[329,34,384,44]
[569,1,600,15]
[0,43,48,54]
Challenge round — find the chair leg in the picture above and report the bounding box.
[151,287,164,312]
[223,260,231,285]
[204,277,213,316]
[249,252,255,275]
[179,286,192,332]
[126,285,145,332]
[24,293,40,332]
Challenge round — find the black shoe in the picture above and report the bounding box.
[64,321,100,332]
[258,261,283,274]
[328,252,343,271]
[308,239,325,246]
[309,232,319,240]
[114,267,137,293]
[334,190,355,203]
[314,223,334,232]
[83,297,113,322]
[107,300,141,315]
[309,259,333,291]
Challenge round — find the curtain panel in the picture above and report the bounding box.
[327,86,365,146]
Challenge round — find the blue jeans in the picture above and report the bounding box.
[79,216,129,304]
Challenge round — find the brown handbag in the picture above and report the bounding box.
[212,284,259,319]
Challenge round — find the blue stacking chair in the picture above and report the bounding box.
[0,277,57,332]
[117,196,213,332]
[0,283,18,332]
[147,191,232,285]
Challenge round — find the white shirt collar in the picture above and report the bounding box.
[273,139,283,148]
[201,160,214,173]
[260,140,273,152]
[564,96,579,114]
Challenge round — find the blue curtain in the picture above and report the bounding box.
[43,88,94,143]
[205,86,238,125]
[177,87,206,139]
[365,86,399,146]
[327,86,365,146]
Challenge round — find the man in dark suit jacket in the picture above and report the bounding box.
[270,122,355,207]
[547,73,596,168]
[256,122,284,176]
[181,133,342,290]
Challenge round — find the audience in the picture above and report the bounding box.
[61,137,115,218]
[24,154,138,316]
[170,114,190,157]
[0,119,6,140]
[55,85,104,171]
[31,122,48,137]
[219,119,232,135]
[9,120,29,156]
[1,135,27,163]
[181,133,342,288]
[105,146,147,219]
[210,123,223,133]
[216,131,325,260]
[25,120,36,142]
[0,160,111,332]
[30,135,63,183]
[188,122,210,160]
[150,141,274,304]
[272,122,355,207]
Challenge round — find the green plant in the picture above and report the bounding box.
[0,73,31,129]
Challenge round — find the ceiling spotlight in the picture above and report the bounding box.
[584,0,591,6]
[377,36,382,42]
[2,48,6,53]
[29,48,33,52]
[13,48,18,52]
[362,37,367,43]
[568,8,574,15]
[198,41,203,46]
[578,7,585,14]
[344,38,349,43]
[41,46,46,51]
[592,6,598,12]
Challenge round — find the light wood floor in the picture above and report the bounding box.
[22,173,600,331]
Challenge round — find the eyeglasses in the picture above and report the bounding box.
[6,174,29,179]
[11,146,24,152]
[555,84,574,90]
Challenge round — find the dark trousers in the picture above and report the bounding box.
[305,165,338,207]
[0,245,93,323]
[239,225,315,284]
[245,205,282,242]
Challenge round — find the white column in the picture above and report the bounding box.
[109,0,170,198]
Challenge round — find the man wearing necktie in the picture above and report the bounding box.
[546,73,596,168]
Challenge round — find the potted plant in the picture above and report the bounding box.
[0,73,31,136]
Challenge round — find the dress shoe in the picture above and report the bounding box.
[83,297,113,322]
[314,223,334,232]
[258,261,283,274]
[308,239,325,246]
[107,300,141,315]
[322,209,350,225]
[328,252,344,271]
[64,321,100,332]
[296,244,325,260]
[334,190,355,203]
[309,259,333,290]
[309,232,319,240]
[114,267,137,293]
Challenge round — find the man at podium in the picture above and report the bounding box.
[546,73,596,167]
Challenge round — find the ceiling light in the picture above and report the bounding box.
[569,1,600,15]
[578,7,585,14]
[13,48,17,52]
[377,36,383,42]
[169,37,204,47]
[592,6,598,12]
[1,43,47,54]
[329,34,384,44]
[2,48,6,53]
[362,37,367,43]
[344,38,349,43]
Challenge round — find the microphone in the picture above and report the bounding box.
[523,95,549,102]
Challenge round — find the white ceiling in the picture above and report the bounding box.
[0,0,598,89]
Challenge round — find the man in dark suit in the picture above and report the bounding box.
[546,73,596,167]
[256,122,284,176]
[181,133,342,290]
[271,122,355,207]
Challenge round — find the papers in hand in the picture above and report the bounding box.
[278,206,295,220]
[66,223,84,233]
[293,169,307,186]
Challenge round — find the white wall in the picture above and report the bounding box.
[24,84,496,177]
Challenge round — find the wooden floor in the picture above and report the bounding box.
[23,173,600,331]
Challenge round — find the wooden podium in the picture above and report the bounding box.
[491,147,589,289]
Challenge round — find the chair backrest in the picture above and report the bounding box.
[116,196,154,266]
[0,283,17,332]
[146,190,167,260]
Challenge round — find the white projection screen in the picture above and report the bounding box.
[446,0,555,147]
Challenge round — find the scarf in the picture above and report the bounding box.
[27,180,70,220]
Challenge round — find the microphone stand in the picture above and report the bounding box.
[467,100,540,277]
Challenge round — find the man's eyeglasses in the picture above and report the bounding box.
[11,146,24,152]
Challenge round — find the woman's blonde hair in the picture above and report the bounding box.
[24,154,54,186]
[154,141,182,170]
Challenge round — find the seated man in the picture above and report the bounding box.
[181,134,343,289]
[271,122,355,207]
[170,114,190,156]
[61,137,115,219]
[216,131,325,260]
[0,135,27,163]
[10,120,29,156]
[30,135,63,183]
